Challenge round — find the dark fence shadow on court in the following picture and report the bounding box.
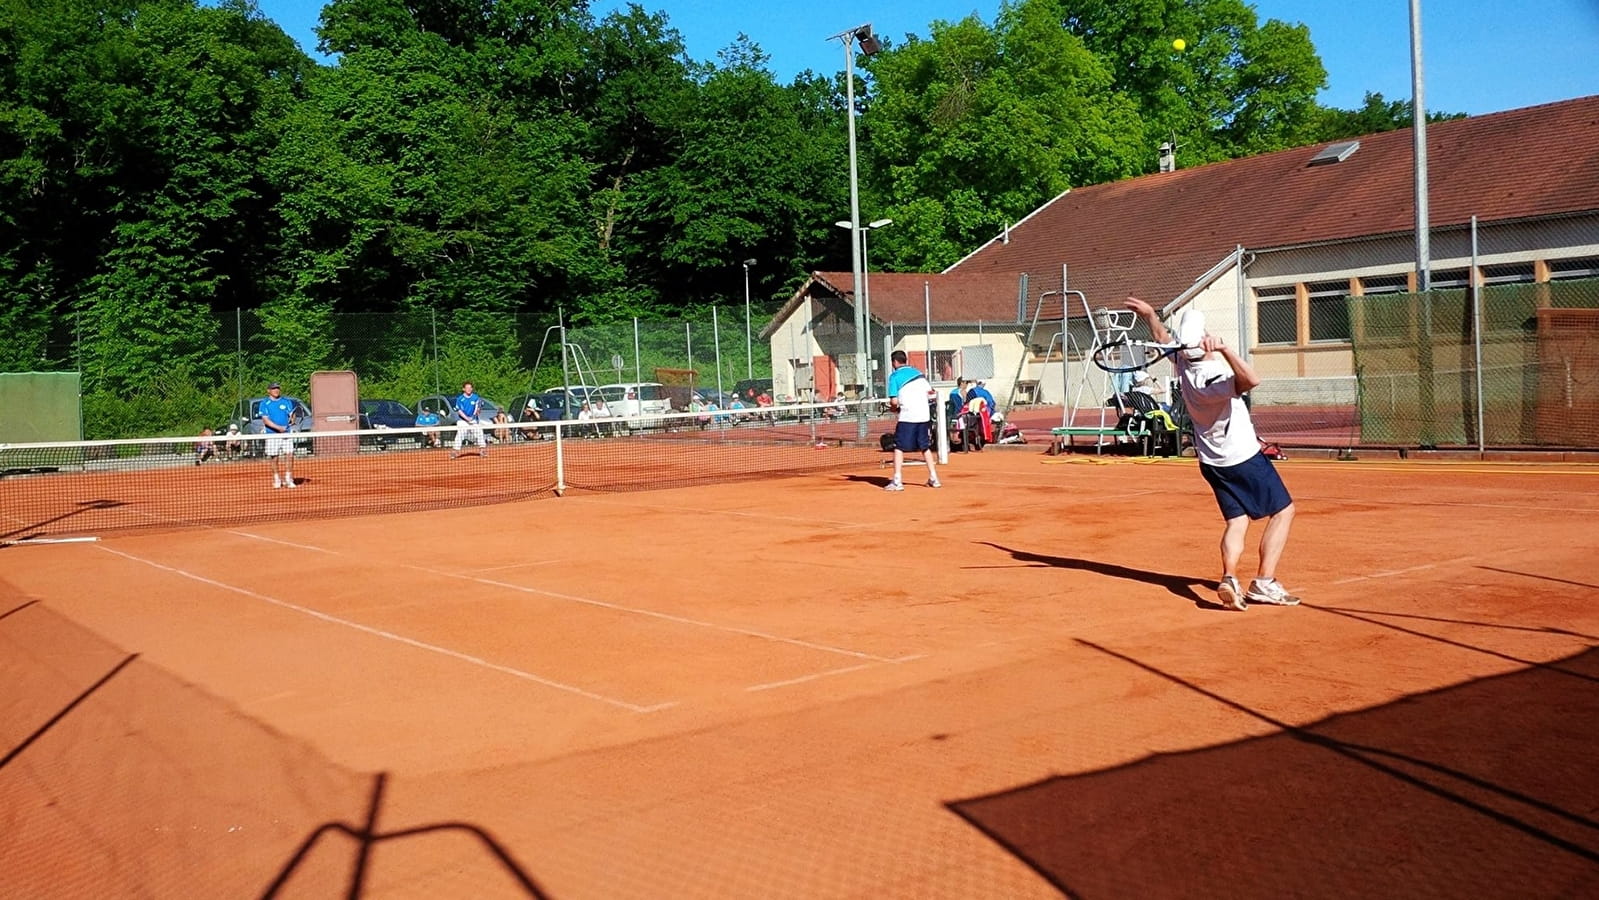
[1,650,138,771]
[0,498,124,543]
[976,542,1211,607]
[948,641,1599,899]
[261,772,552,900]
[1308,604,1599,683]
[1477,565,1599,593]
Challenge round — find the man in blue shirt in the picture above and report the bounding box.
[260,381,297,489]
[451,381,488,459]
[415,405,442,448]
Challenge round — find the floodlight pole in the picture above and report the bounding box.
[742,258,757,381]
[830,22,877,439]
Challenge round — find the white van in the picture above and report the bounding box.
[598,382,671,429]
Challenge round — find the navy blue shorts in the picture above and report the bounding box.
[1199,452,1292,520]
[894,421,933,453]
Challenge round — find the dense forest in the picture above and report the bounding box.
[0,0,1453,435]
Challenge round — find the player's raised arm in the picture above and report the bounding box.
[1124,296,1171,344]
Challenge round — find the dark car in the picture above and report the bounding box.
[359,399,417,449]
[731,378,773,404]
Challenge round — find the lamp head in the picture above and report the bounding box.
[867,218,893,229]
[854,25,881,55]
[834,220,853,230]
[743,258,757,267]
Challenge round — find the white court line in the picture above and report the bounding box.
[1328,551,1527,586]
[1,535,101,546]
[407,563,900,663]
[93,545,675,714]
[747,663,874,692]
[565,495,876,529]
[473,559,562,573]
[230,531,339,553]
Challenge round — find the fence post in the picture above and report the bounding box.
[1471,215,1486,451]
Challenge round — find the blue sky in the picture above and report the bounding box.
[252,0,1599,116]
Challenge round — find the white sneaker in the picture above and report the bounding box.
[883,480,904,492]
[1217,575,1246,611]
[1246,578,1301,606]
[284,478,296,489]
[926,479,942,488]
[272,478,282,489]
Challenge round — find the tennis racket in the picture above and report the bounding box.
[1089,337,1190,373]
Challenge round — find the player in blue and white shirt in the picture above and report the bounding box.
[260,381,297,489]
[883,350,941,492]
[451,381,488,458]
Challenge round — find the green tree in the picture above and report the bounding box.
[1306,91,1467,144]
[1060,0,1328,164]
[860,2,1146,270]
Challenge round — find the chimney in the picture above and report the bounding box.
[1158,141,1176,173]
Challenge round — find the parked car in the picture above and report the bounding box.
[505,393,567,440]
[598,382,671,429]
[417,393,507,443]
[229,396,314,457]
[358,399,417,449]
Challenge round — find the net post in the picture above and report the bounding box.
[554,419,566,495]
[936,395,950,464]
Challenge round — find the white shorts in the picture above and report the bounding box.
[265,436,295,457]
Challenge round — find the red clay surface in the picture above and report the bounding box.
[3,448,1597,898]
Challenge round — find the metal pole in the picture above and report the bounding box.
[1471,215,1485,451]
[713,306,724,401]
[924,280,932,365]
[743,262,753,381]
[634,317,642,387]
[432,307,442,394]
[686,323,694,394]
[862,226,872,394]
[843,33,867,437]
[1410,0,1430,291]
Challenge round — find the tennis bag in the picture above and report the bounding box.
[880,432,897,452]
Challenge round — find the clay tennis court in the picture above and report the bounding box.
[3,447,1597,898]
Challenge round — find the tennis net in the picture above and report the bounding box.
[0,400,892,540]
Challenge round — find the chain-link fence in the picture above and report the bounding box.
[16,303,791,440]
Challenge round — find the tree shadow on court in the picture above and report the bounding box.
[0,498,124,543]
[976,542,1213,608]
[261,772,552,899]
[948,640,1599,899]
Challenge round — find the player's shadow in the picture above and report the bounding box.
[842,473,896,488]
[976,542,1213,608]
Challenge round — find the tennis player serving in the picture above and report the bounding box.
[1124,296,1299,611]
[451,381,488,459]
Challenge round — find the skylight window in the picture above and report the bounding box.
[1308,141,1360,166]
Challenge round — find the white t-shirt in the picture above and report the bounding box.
[895,375,934,424]
[1176,355,1258,467]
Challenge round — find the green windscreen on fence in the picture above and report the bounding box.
[0,372,81,443]
[1349,279,1599,447]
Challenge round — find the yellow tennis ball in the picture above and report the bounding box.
[1172,38,1186,51]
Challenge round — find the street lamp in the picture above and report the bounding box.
[828,21,881,436]
[742,258,757,381]
[835,218,892,396]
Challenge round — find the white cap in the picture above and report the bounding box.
[1174,309,1207,359]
